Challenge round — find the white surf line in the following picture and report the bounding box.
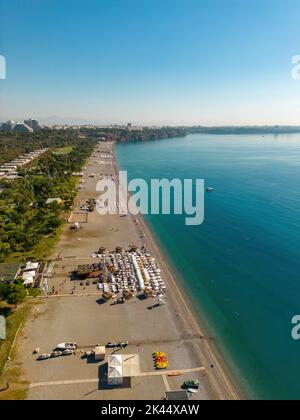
[29,367,206,389]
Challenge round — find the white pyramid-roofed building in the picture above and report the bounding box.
[108,367,123,385]
[108,355,123,385]
[0,118,43,132]
[108,365,123,377]
[108,355,122,366]
[107,354,141,387]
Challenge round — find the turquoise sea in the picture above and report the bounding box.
[116,134,300,400]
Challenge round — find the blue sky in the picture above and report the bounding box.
[1,0,300,125]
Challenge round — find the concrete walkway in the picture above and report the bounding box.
[29,366,206,389]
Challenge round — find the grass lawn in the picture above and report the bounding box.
[5,224,65,264]
[52,145,74,155]
[0,302,31,376]
[0,301,32,400]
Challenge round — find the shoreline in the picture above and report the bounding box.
[113,142,243,400]
[140,216,246,399]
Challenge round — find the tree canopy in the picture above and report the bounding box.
[0,131,97,262]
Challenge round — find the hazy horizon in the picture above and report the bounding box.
[3,115,300,128]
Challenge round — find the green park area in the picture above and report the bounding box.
[52,145,74,155]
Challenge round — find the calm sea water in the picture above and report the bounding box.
[116,134,300,400]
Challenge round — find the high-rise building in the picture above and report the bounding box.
[0,121,15,132]
[24,119,42,131]
[14,122,33,133]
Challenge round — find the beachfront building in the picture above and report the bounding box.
[0,261,44,288]
[165,391,190,400]
[0,121,15,132]
[13,122,33,133]
[0,118,42,132]
[94,346,106,362]
[21,262,39,288]
[108,355,123,386]
[0,149,48,180]
[107,354,140,387]
[0,263,21,284]
[24,119,43,131]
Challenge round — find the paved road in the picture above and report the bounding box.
[29,367,206,389]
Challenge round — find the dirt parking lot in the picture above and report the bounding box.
[19,294,208,400]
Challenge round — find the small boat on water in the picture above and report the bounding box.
[206,187,214,192]
[56,342,77,350]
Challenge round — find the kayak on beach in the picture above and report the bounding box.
[168,372,184,377]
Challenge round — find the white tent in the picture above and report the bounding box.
[22,271,35,287]
[131,256,145,290]
[25,262,39,271]
[22,271,36,280]
[23,278,34,287]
